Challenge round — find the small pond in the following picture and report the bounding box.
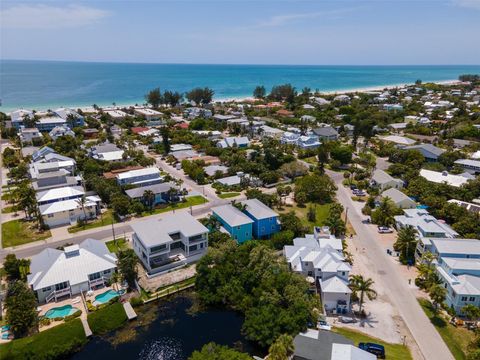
[71,292,264,359]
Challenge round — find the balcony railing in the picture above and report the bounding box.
[45,286,72,303]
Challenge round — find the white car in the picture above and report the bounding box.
[318,320,331,331]
[339,316,356,323]
[378,226,393,234]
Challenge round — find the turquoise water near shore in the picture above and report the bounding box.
[1,60,480,111]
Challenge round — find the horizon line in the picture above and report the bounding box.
[2,58,480,67]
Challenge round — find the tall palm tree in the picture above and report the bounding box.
[349,275,377,314]
[76,195,89,226]
[429,284,447,311]
[394,225,418,264]
[142,190,155,210]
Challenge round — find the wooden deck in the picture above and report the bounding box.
[123,302,137,320]
[81,318,93,337]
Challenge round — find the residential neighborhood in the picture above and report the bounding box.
[1,77,480,360]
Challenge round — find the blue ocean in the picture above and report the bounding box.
[1,60,480,112]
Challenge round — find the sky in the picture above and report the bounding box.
[1,0,480,65]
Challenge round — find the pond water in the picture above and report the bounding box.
[71,292,264,360]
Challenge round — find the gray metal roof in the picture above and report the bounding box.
[293,329,353,360]
[125,182,177,199]
[241,198,278,219]
[131,212,208,248]
[212,204,254,227]
[381,188,414,204]
[313,126,339,137]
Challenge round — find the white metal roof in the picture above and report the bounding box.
[420,169,470,187]
[117,167,160,180]
[36,186,85,203]
[27,239,117,291]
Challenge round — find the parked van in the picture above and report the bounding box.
[359,343,385,358]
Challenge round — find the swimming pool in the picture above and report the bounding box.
[94,289,120,305]
[44,305,79,319]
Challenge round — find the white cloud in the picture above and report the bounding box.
[0,4,110,29]
[241,8,354,30]
[453,0,480,9]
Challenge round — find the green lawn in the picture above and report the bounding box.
[140,195,207,216]
[334,327,412,360]
[0,319,87,360]
[68,209,115,234]
[87,302,128,335]
[278,202,332,228]
[218,192,241,199]
[418,298,474,360]
[105,238,128,254]
[2,219,51,248]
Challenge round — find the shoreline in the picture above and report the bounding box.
[2,79,461,113]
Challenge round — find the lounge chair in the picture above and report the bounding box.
[72,297,81,304]
[1,325,11,332]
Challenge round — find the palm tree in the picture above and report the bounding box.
[76,195,89,226]
[429,284,447,311]
[110,271,121,292]
[394,225,418,264]
[142,190,155,210]
[462,304,480,323]
[375,197,397,227]
[349,275,377,314]
[205,215,221,231]
[268,334,294,360]
[231,199,246,212]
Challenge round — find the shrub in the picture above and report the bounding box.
[65,309,82,322]
[130,296,143,308]
[87,302,127,335]
[39,318,51,327]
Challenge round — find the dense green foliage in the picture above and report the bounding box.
[117,249,138,290]
[189,342,252,360]
[0,319,87,360]
[4,280,38,337]
[294,173,336,205]
[195,240,319,347]
[87,302,128,334]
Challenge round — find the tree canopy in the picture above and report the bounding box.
[195,240,319,346]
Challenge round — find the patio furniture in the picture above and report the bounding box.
[1,325,11,332]
[86,290,94,297]
[72,297,81,304]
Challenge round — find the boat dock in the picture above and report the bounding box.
[123,302,137,320]
[81,318,93,337]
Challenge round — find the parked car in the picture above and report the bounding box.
[378,226,393,234]
[349,184,357,190]
[339,316,356,323]
[317,319,331,331]
[359,342,386,358]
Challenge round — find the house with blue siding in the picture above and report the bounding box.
[212,204,253,244]
[241,198,280,239]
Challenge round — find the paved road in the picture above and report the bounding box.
[327,169,454,360]
[0,156,244,261]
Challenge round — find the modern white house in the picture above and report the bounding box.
[284,227,351,314]
[394,208,458,239]
[36,186,85,206]
[9,109,34,129]
[27,239,117,303]
[134,108,163,120]
[18,127,43,143]
[104,109,128,119]
[90,143,125,162]
[39,195,101,227]
[116,167,162,187]
[131,212,209,274]
[280,132,321,149]
[419,169,472,188]
[370,169,404,191]
[29,159,76,179]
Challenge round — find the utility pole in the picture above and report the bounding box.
[345,207,349,226]
[111,218,116,241]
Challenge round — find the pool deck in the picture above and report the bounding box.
[123,302,137,320]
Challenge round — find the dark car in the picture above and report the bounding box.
[359,342,385,358]
[350,184,358,190]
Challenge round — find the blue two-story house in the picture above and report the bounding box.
[212,204,253,244]
[241,198,280,239]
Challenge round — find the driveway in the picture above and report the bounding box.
[327,169,454,360]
